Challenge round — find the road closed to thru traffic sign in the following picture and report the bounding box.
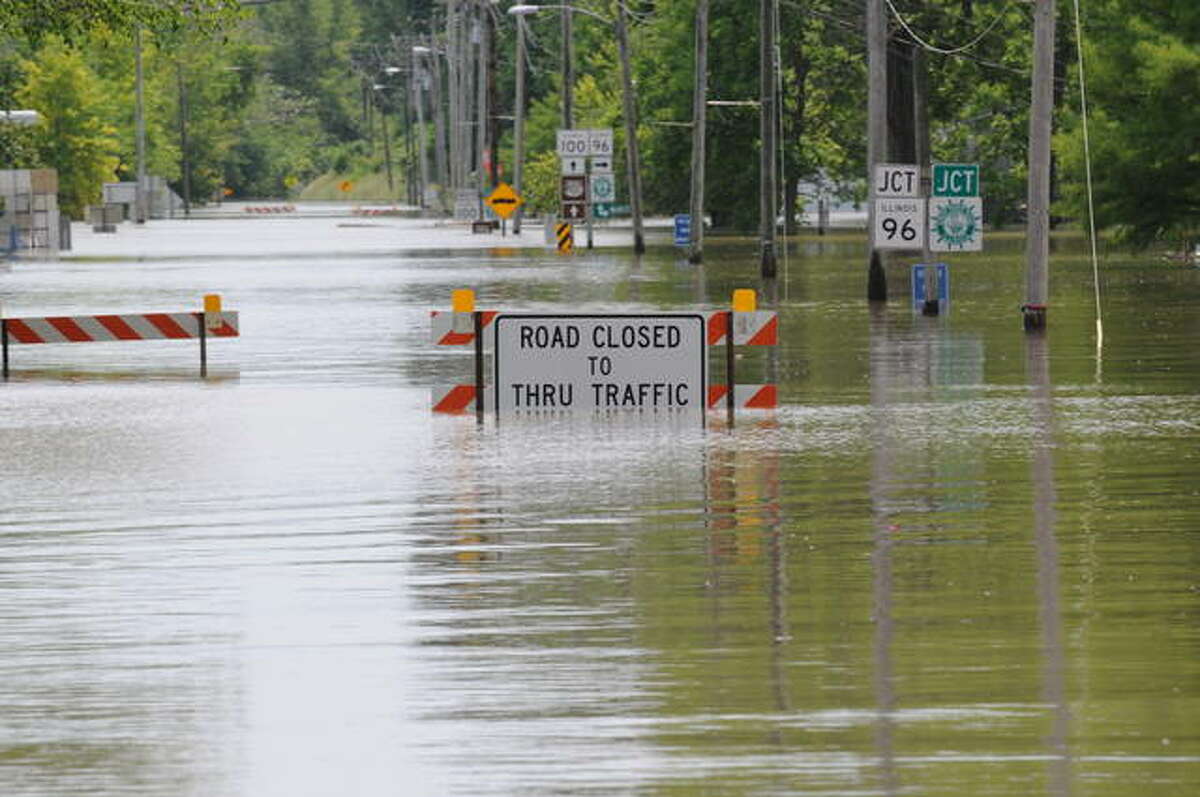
[492,314,706,414]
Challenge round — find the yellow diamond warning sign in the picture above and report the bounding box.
[484,183,523,219]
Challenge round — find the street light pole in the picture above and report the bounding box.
[687,0,709,264]
[759,0,777,277]
[373,85,396,196]
[177,60,190,218]
[412,49,431,208]
[614,2,645,253]
[414,44,449,212]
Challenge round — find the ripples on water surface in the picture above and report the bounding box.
[0,217,1197,796]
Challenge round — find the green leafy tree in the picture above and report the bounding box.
[18,39,119,217]
[1055,5,1200,247]
[0,0,239,43]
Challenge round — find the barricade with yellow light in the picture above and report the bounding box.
[1,294,239,378]
[429,289,778,421]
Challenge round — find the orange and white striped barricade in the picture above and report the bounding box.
[705,309,779,347]
[706,384,778,410]
[708,289,778,419]
[1,295,238,379]
[431,384,496,414]
[430,290,492,418]
[430,309,498,347]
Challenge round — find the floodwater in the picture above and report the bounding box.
[1,213,1197,796]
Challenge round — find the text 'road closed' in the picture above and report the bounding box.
[494,315,706,414]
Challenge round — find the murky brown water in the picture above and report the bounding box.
[1,216,1197,796]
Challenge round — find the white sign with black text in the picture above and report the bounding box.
[873,197,926,250]
[493,314,706,414]
[556,129,590,157]
[874,163,921,198]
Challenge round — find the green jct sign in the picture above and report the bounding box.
[932,163,980,198]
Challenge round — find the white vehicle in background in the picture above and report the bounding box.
[780,175,868,229]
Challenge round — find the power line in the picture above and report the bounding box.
[884,0,1015,55]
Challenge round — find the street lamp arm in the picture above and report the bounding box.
[508,3,613,25]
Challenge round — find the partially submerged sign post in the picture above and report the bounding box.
[430,291,778,424]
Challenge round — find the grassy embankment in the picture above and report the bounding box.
[297,172,404,203]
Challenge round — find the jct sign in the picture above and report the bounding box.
[492,314,706,414]
[874,163,920,198]
[932,163,980,198]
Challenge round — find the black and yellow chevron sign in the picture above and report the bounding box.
[556,222,574,254]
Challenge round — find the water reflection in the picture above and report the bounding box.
[1,220,1197,795]
[1027,331,1073,797]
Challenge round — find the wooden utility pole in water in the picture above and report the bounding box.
[1025,0,1055,330]
[914,46,938,314]
[134,29,147,224]
[687,0,709,264]
[759,0,777,278]
[614,3,646,254]
[561,1,573,130]
[866,0,888,300]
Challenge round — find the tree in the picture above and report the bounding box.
[18,39,119,218]
[0,0,239,43]
[1055,5,1200,247]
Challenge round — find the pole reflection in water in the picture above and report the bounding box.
[868,303,898,797]
[703,416,787,728]
[866,304,991,795]
[1026,331,1074,797]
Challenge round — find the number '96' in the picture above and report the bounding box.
[881,217,917,240]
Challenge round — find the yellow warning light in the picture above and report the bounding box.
[204,294,222,313]
[732,289,757,313]
[452,289,475,313]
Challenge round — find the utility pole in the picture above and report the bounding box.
[134,29,147,224]
[379,91,395,196]
[177,61,190,218]
[476,1,489,207]
[412,49,431,208]
[446,4,461,191]
[1025,0,1055,331]
[866,0,888,301]
[561,0,573,130]
[418,44,449,211]
[513,13,528,234]
[614,2,645,254]
[759,0,777,277]
[687,0,709,264]
[914,46,938,315]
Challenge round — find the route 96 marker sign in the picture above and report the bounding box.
[493,314,706,414]
[874,197,926,250]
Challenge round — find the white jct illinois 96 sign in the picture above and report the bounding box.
[492,314,706,414]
